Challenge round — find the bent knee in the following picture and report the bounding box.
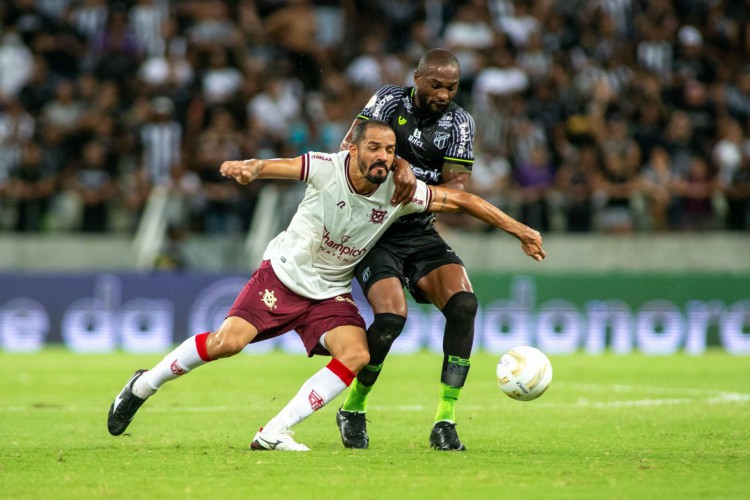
[442,291,478,323]
[338,347,370,374]
[207,329,248,358]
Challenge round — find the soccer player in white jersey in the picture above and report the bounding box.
[107,120,545,451]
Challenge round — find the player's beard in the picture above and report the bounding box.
[361,159,389,185]
[415,91,448,116]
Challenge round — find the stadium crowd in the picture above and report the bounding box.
[1,0,749,236]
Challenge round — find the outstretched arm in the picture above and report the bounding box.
[428,185,546,262]
[219,157,303,185]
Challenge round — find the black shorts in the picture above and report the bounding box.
[355,223,464,304]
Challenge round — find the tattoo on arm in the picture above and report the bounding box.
[439,192,448,211]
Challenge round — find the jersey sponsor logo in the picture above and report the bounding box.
[398,115,407,125]
[433,131,450,149]
[411,166,441,183]
[364,94,378,109]
[372,94,394,117]
[310,154,332,162]
[370,208,387,224]
[259,288,278,310]
[361,267,371,283]
[408,129,424,148]
[308,390,324,411]
[438,114,452,128]
[337,201,346,208]
[456,122,471,155]
[322,226,367,258]
[403,95,413,113]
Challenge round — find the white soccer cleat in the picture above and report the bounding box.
[250,427,311,452]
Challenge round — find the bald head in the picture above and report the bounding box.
[416,49,460,76]
[413,49,460,115]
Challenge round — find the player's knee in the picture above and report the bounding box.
[338,346,370,374]
[206,329,247,358]
[368,313,407,347]
[442,292,478,325]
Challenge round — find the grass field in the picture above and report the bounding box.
[1,349,748,499]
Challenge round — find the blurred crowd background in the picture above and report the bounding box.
[1,0,750,240]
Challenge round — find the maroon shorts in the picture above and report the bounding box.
[227,260,366,356]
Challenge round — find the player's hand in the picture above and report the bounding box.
[220,160,254,185]
[391,157,417,204]
[519,227,546,262]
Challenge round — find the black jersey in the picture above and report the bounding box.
[357,85,475,186]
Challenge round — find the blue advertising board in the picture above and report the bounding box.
[1,272,748,355]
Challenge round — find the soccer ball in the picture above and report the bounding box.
[496,346,553,401]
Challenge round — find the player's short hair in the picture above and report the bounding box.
[351,119,393,146]
[416,49,460,75]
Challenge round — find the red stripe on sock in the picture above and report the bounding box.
[326,358,356,386]
[195,332,213,362]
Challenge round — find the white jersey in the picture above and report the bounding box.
[264,151,433,299]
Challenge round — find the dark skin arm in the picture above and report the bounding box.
[442,163,470,192]
[339,118,361,151]
[428,185,546,262]
[389,159,471,204]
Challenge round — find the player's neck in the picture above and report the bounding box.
[412,96,440,122]
[349,170,378,195]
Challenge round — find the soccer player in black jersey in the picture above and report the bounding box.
[337,49,487,451]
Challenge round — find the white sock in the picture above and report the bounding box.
[264,359,356,431]
[133,333,213,398]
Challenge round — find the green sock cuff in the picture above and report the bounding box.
[341,379,372,413]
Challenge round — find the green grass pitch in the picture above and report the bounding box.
[1,349,748,499]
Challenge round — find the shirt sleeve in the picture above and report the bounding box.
[303,152,338,189]
[399,180,433,215]
[357,85,403,121]
[443,108,475,171]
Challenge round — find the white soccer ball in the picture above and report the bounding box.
[496,346,553,401]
